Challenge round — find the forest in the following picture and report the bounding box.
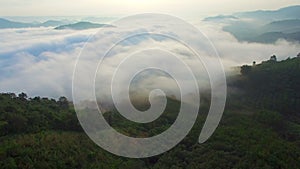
[0,56,300,169]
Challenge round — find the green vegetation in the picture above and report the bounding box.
[1,57,300,168]
[237,57,300,116]
[0,94,81,136]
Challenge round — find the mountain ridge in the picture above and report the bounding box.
[204,5,300,43]
[0,18,111,30]
[54,21,114,30]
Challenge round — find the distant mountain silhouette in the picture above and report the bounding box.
[204,5,300,43]
[54,22,114,30]
[0,18,114,30]
[203,15,238,22]
[39,20,68,27]
[0,18,33,28]
[234,5,300,21]
[261,19,300,33]
[0,18,72,29]
[253,31,300,43]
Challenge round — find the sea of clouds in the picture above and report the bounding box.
[0,19,299,100]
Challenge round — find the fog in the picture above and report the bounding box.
[0,20,299,100]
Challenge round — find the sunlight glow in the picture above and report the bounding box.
[0,0,299,17]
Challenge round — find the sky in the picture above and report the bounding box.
[0,0,299,18]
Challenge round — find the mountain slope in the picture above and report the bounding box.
[231,57,300,115]
[234,5,300,21]
[0,18,33,29]
[261,19,300,33]
[204,5,300,43]
[1,56,300,168]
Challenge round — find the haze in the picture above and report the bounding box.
[0,0,299,18]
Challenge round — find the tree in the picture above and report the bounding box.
[58,96,69,108]
[2,93,16,99]
[5,113,28,133]
[240,65,252,75]
[270,55,277,62]
[31,96,41,102]
[18,92,27,100]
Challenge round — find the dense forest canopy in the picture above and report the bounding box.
[0,56,300,169]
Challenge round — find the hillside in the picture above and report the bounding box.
[205,5,300,43]
[231,56,300,116]
[223,19,300,43]
[261,19,300,33]
[1,57,300,168]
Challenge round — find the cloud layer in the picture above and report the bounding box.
[0,27,96,98]
[0,20,299,100]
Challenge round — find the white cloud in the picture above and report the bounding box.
[197,22,300,66]
[0,27,96,99]
[0,19,299,101]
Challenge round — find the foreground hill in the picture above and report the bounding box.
[1,56,300,168]
[231,56,300,116]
